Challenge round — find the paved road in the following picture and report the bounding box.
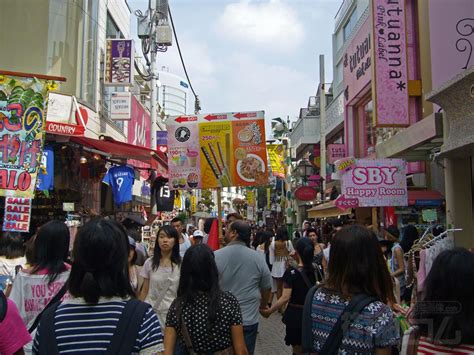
[255,312,292,355]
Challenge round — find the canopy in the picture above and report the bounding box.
[307,201,352,219]
[71,136,167,169]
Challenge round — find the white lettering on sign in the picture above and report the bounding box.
[352,167,398,185]
[133,113,147,146]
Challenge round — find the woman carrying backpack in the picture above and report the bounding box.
[261,238,316,354]
[305,225,399,354]
[31,219,164,354]
[164,244,247,355]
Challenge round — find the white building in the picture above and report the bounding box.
[157,68,193,116]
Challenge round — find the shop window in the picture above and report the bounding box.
[365,101,376,149]
[343,8,358,41]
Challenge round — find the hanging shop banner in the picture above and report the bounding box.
[327,144,346,164]
[110,92,131,120]
[247,206,255,221]
[128,96,151,178]
[267,144,285,178]
[371,0,409,126]
[3,197,32,232]
[105,39,134,85]
[247,190,255,205]
[166,111,268,190]
[46,93,89,136]
[0,74,51,197]
[36,146,54,191]
[337,158,407,208]
[156,131,168,154]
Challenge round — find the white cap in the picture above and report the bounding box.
[193,230,204,238]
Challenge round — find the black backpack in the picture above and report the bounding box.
[38,298,149,354]
[301,286,378,354]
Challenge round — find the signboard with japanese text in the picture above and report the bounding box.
[0,74,51,197]
[128,96,151,178]
[110,92,131,120]
[105,39,134,86]
[327,144,346,164]
[3,197,32,232]
[267,144,285,178]
[371,0,409,126]
[166,111,268,189]
[337,158,407,207]
[156,131,168,154]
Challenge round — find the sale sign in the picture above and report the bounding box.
[339,159,407,207]
[0,73,51,197]
[166,111,268,190]
[3,197,32,232]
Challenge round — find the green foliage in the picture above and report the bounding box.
[8,86,44,111]
[0,91,6,101]
[200,189,215,210]
[176,212,188,224]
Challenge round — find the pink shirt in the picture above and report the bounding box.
[0,299,32,355]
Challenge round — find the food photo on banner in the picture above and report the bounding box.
[334,158,408,209]
[166,111,268,189]
[0,73,51,198]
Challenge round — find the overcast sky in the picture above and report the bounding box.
[128,0,341,134]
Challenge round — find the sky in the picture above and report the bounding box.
[128,0,342,135]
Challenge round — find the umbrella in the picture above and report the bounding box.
[192,211,212,219]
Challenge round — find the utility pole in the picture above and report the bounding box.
[150,40,158,150]
[319,54,327,202]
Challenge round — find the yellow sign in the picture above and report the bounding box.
[267,144,285,178]
[247,190,255,205]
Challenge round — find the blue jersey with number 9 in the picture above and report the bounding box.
[102,166,135,205]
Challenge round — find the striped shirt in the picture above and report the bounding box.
[417,337,474,354]
[32,297,164,354]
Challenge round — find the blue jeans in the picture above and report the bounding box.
[243,323,259,355]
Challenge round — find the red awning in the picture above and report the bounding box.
[407,190,444,205]
[70,136,168,170]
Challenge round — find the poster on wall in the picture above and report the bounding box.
[371,0,410,126]
[3,197,32,232]
[166,111,268,189]
[105,39,134,86]
[0,73,52,197]
[336,158,407,208]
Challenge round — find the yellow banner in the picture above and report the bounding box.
[247,190,255,205]
[267,144,285,178]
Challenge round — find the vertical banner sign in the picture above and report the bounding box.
[372,0,409,126]
[267,144,285,178]
[0,74,50,197]
[128,96,151,178]
[156,131,168,154]
[105,39,134,85]
[3,197,33,232]
[167,111,268,190]
[336,158,408,208]
[110,92,131,120]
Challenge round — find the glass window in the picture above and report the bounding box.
[106,11,124,39]
[343,8,358,41]
[79,0,98,108]
[365,101,375,149]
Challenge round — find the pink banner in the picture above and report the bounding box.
[343,16,372,104]
[372,0,409,126]
[340,159,407,207]
[128,96,151,178]
[327,144,346,164]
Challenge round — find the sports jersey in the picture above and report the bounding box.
[152,176,175,212]
[102,166,135,205]
[36,147,54,191]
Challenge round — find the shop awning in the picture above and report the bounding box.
[70,136,168,170]
[307,201,352,218]
[376,113,444,161]
[408,190,444,206]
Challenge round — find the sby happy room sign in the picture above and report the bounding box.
[336,158,408,208]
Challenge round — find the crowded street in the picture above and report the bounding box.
[1,0,474,354]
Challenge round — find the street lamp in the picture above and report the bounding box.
[297,158,314,183]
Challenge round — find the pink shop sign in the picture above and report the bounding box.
[340,159,408,207]
[372,0,410,127]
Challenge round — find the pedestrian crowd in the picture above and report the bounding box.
[0,214,473,354]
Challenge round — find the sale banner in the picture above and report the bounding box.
[338,158,408,207]
[0,73,52,197]
[166,111,268,190]
[3,197,32,232]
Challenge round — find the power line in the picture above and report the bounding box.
[167,5,199,107]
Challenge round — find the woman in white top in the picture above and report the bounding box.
[140,225,181,328]
[0,232,27,296]
[269,227,294,309]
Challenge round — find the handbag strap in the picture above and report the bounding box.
[320,293,378,354]
[29,281,68,333]
[176,301,197,355]
[38,301,61,354]
[297,267,313,289]
[301,285,320,352]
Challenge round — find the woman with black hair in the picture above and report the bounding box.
[269,227,294,308]
[140,225,181,329]
[261,238,316,354]
[31,218,164,354]
[308,225,399,354]
[0,232,26,295]
[405,248,474,354]
[10,220,71,349]
[164,244,247,355]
